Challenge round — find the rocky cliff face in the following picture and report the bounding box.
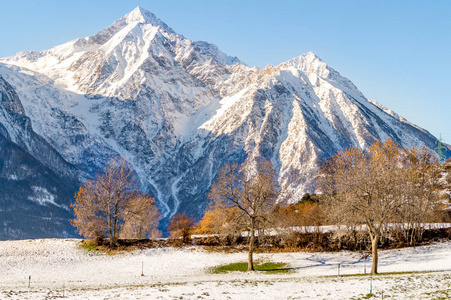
[0,76,79,239]
[0,7,447,238]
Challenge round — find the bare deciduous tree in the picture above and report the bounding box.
[208,160,279,271]
[319,141,439,274]
[71,158,160,246]
[397,147,441,244]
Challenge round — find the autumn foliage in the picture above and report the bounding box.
[168,212,194,243]
[71,158,161,246]
[274,194,323,227]
[195,205,241,237]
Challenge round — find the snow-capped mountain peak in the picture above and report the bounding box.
[281,51,328,77]
[0,7,447,239]
[116,6,175,34]
[124,7,165,25]
[91,7,176,45]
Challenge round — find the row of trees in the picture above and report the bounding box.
[194,141,446,273]
[72,141,447,273]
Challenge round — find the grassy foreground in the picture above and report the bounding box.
[211,262,292,274]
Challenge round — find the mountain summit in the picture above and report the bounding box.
[124,7,172,27]
[0,8,447,239]
[91,6,177,44]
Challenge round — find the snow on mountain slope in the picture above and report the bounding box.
[0,75,79,239]
[0,7,447,237]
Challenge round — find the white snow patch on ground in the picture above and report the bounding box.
[1,239,451,299]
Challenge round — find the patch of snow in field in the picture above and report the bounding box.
[1,239,451,299]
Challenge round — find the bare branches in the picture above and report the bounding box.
[206,160,279,271]
[319,141,440,274]
[121,193,162,239]
[208,161,279,227]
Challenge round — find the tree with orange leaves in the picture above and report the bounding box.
[195,204,242,240]
[71,158,160,246]
[168,212,194,243]
[71,180,106,240]
[275,197,323,227]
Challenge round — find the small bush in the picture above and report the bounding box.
[168,213,194,244]
[80,240,99,251]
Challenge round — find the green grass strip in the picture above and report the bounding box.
[211,262,292,274]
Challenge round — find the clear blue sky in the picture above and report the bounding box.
[1,0,450,144]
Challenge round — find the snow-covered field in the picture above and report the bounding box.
[1,239,451,299]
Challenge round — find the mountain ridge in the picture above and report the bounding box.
[0,7,448,238]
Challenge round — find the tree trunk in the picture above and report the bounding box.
[112,201,120,247]
[370,232,379,274]
[248,217,255,271]
[108,215,114,247]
